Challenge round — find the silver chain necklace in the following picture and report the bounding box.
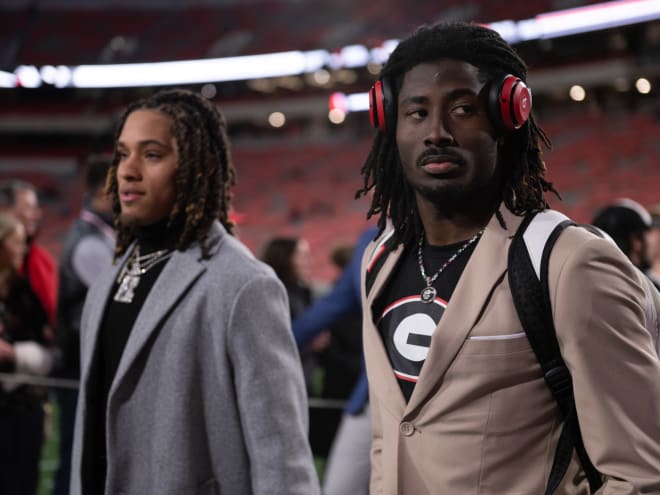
[114,245,174,303]
[417,229,484,304]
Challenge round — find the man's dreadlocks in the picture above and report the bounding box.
[357,21,559,247]
[108,89,236,259]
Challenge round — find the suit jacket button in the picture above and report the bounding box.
[400,421,414,436]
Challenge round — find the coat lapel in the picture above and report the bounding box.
[405,207,524,414]
[109,250,205,395]
[108,223,224,399]
[364,241,409,417]
[79,257,125,382]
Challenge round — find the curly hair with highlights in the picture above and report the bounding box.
[357,21,559,247]
[107,89,236,259]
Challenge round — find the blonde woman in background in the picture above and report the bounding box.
[0,212,54,495]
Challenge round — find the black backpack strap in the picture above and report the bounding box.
[508,211,603,494]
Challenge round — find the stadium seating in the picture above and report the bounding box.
[5,0,605,65]
[1,108,658,284]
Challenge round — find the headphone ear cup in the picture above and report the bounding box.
[368,78,396,134]
[510,80,532,129]
[369,81,385,132]
[488,74,532,132]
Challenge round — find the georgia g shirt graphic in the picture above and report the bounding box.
[379,295,445,384]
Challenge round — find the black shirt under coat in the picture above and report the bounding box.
[81,218,181,495]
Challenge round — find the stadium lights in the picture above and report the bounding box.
[533,0,660,39]
[328,108,346,124]
[569,85,587,101]
[0,70,17,88]
[636,77,652,94]
[7,0,660,89]
[68,50,328,89]
[268,111,286,128]
[489,0,660,42]
[329,91,370,114]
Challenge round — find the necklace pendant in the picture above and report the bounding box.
[114,272,140,303]
[420,286,437,304]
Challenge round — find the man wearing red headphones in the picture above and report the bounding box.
[357,21,660,494]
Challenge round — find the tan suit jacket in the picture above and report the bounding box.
[362,207,660,494]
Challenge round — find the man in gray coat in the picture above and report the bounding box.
[70,89,320,495]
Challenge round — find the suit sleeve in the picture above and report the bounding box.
[551,235,660,493]
[227,273,321,495]
[360,234,385,493]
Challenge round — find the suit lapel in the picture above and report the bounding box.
[405,208,523,414]
[107,223,224,399]
[364,242,409,416]
[80,257,125,384]
[109,248,206,398]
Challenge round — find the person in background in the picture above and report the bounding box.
[592,198,659,289]
[357,21,660,494]
[646,204,660,288]
[0,179,58,326]
[0,212,54,495]
[292,224,378,495]
[319,242,363,402]
[310,242,364,460]
[260,236,313,320]
[52,156,115,495]
[70,88,319,495]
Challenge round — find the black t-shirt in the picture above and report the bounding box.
[82,219,179,495]
[374,238,478,402]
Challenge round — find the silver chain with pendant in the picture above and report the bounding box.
[417,229,484,304]
[114,245,174,303]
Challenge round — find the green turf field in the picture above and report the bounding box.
[37,398,59,495]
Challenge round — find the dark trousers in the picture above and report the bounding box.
[0,400,45,495]
[53,387,78,495]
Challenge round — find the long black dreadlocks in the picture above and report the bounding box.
[357,21,560,247]
[108,89,236,259]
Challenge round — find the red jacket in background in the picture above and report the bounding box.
[23,242,58,326]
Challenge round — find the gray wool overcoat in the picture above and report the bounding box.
[69,222,320,495]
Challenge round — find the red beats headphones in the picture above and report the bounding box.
[368,78,395,135]
[486,74,532,132]
[368,73,532,135]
